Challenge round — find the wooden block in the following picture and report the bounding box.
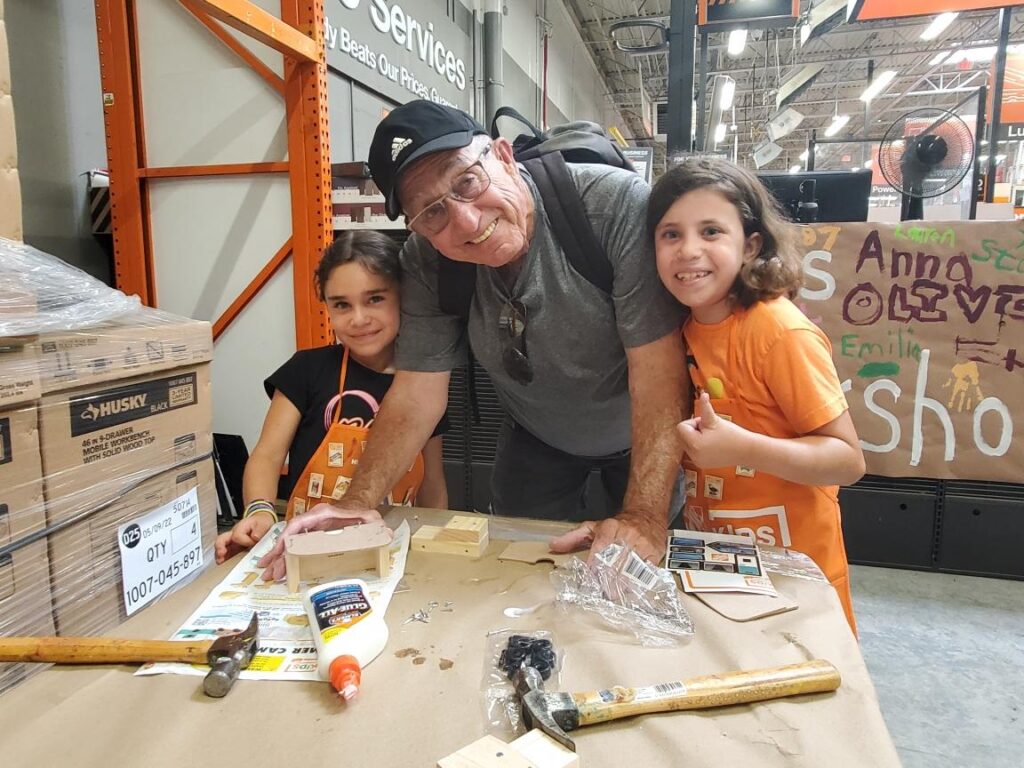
[437,731,579,768]
[412,515,489,558]
[510,730,579,768]
[284,522,393,593]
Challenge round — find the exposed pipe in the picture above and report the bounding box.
[483,0,504,127]
[542,24,549,129]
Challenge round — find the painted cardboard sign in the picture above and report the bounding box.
[799,221,1022,482]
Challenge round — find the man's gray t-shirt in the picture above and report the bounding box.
[395,162,683,457]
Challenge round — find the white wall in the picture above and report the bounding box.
[6,0,110,280]
[137,0,294,451]
[502,0,621,131]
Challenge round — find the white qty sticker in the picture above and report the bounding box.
[118,488,203,616]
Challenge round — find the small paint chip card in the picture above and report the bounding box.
[665,528,777,596]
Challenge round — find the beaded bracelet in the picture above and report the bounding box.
[243,500,279,523]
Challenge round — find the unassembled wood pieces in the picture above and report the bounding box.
[283,521,393,593]
[411,515,489,558]
[437,729,580,768]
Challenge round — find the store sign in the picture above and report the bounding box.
[848,0,1024,22]
[326,0,471,109]
[699,0,799,27]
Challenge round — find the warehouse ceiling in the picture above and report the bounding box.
[560,1,1024,172]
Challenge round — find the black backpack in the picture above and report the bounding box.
[437,106,636,320]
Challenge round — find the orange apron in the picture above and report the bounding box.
[286,347,424,521]
[682,322,856,634]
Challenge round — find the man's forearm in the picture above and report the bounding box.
[621,332,689,525]
[340,371,450,509]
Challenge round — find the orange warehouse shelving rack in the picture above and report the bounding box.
[94,0,334,347]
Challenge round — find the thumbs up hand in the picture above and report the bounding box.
[676,392,750,469]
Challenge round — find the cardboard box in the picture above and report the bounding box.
[0,341,40,408]
[39,363,213,527]
[34,314,213,394]
[0,403,55,696]
[49,459,217,636]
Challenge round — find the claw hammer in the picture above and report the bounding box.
[514,658,842,751]
[0,612,259,697]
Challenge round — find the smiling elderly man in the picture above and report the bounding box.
[259,100,687,576]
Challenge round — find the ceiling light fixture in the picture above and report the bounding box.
[929,51,950,66]
[727,29,747,57]
[824,114,850,137]
[860,70,897,102]
[719,78,736,110]
[921,12,958,42]
[714,123,727,144]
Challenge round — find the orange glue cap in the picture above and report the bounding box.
[329,655,362,701]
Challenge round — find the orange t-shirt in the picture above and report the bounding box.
[681,298,856,633]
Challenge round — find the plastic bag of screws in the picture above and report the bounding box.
[482,629,562,736]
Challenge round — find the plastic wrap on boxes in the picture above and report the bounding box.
[0,241,218,696]
[0,237,139,336]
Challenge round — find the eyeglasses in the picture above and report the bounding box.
[405,144,493,236]
[499,299,533,385]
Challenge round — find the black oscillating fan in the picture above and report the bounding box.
[878,108,975,220]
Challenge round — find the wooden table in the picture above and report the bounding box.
[0,508,901,767]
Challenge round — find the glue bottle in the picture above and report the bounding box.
[303,578,389,701]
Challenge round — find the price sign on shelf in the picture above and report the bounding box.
[117,488,204,615]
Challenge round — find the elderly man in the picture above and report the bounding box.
[259,100,687,579]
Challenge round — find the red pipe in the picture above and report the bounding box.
[542,30,549,130]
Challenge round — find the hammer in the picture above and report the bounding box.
[0,612,259,698]
[514,658,842,751]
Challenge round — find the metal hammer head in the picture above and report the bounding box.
[203,612,259,698]
[513,665,580,752]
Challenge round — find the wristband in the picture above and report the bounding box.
[243,500,279,524]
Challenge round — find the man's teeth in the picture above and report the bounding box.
[675,271,710,283]
[470,220,497,244]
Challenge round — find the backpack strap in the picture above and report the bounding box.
[437,256,476,321]
[523,153,614,295]
[490,106,545,142]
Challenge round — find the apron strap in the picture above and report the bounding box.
[323,347,383,429]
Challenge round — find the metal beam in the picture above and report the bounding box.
[189,0,319,63]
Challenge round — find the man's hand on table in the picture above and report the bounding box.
[256,502,382,582]
[548,511,666,563]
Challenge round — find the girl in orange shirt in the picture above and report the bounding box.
[648,157,865,632]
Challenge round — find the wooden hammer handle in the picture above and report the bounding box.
[0,637,214,665]
[573,659,841,726]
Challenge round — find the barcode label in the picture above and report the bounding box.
[623,551,659,589]
[634,681,687,701]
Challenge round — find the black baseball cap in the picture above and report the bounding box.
[368,100,487,220]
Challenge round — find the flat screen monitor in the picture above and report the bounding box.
[757,169,872,223]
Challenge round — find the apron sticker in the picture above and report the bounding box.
[328,443,345,467]
[331,475,351,499]
[684,469,697,498]
[735,465,756,478]
[293,497,306,516]
[308,473,324,499]
[704,475,724,500]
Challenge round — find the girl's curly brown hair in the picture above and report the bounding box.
[314,230,401,300]
[646,156,803,308]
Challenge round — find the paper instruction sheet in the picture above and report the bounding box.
[136,520,410,682]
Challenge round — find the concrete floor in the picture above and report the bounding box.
[850,565,1024,768]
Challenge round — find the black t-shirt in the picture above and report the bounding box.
[265,344,448,499]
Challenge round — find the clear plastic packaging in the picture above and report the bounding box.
[759,544,830,583]
[0,237,140,336]
[0,240,216,697]
[551,542,695,647]
[482,629,563,736]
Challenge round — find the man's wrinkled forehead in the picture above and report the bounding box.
[397,139,484,213]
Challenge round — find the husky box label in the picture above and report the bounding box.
[69,373,198,437]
